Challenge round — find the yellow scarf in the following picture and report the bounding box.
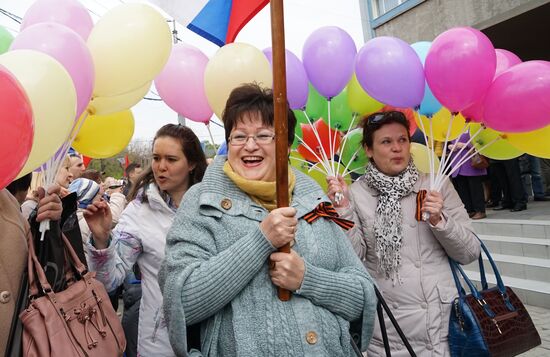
[223,161,295,211]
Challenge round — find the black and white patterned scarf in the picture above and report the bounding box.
[363,160,419,284]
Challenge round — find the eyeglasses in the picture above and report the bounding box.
[228,132,276,146]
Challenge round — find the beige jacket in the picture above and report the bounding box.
[0,190,29,354]
[339,174,480,357]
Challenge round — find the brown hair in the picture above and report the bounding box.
[361,111,411,149]
[222,83,296,145]
[128,124,207,202]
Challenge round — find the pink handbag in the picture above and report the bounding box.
[20,233,126,356]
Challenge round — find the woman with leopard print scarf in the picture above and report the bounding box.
[327,111,480,357]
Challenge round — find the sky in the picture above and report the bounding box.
[0,0,365,145]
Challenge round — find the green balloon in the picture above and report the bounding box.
[340,128,368,174]
[305,84,328,121]
[324,88,358,131]
[0,27,14,55]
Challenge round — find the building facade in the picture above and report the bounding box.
[359,0,550,60]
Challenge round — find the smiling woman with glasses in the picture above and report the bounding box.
[326,110,481,356]
[159,83,377,356]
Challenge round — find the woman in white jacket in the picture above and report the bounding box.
[83,124,207,356]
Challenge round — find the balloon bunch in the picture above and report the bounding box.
[0,0,173,238]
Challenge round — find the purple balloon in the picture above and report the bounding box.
[263,47,309,110]
[425,27,496,112]
[302,26,357,98]
[155,43,212,123]
[21,0,94,41]
[11,22,94,119]
[355,36,425,108]
[483,61,550,133]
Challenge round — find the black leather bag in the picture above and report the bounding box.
[448,239,541,356]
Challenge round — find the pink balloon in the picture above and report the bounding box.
[483,61,550,132]
[462,49,522,121]
[11,22,94,118]
[425,27,496,112]
[155,43,212,123]
[21,0,93,41]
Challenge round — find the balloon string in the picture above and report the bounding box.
[327,99,335,175]
[343,147,361,177]
[342,166,364,178]
[294,134,332,173]
[435,123,480,189]
[436,136,501,191]
[336,112,359,177]
[289,156,325,175]
[415,111,435,190]
[434,112,456,190]
[301,110,334,174]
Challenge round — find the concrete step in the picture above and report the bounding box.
[464,270,550,309]
[479,234,550,259]
[465,253,550,283]
[471,219,550,239]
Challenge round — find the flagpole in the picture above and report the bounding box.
[270,0,291,301]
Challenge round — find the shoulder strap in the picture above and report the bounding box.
[375,286,417,357]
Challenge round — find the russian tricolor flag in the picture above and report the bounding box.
[151,0,269,46]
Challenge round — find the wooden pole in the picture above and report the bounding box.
[270,0,291,301]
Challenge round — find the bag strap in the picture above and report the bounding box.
[448,234,515,313]
[374,286,417,357]
[27,230,88,297]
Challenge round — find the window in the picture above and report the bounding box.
[372,0,408,18]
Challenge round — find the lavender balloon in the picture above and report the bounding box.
[355,36,425,108]
[11,22,94,118]
[263,48,309,110]
[302,26,357,98]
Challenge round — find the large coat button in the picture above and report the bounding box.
[0,291,11,304]
[306,331,318,345]
[220,198,232,210]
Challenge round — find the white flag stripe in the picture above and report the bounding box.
[149,0,209,26]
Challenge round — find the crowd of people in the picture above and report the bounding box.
[2,83,547,357]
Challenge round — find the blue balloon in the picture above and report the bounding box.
[217,141,227,155]
[411,41,442,117]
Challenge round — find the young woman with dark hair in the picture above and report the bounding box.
[83,124,207,356]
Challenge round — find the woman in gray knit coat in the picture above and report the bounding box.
[159,83,377,357]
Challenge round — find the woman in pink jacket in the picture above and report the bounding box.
[327,111,480,356]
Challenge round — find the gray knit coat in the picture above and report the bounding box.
[158,156,377,356]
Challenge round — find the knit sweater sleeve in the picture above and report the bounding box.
[296,223,377,350]
[87,201,143,293]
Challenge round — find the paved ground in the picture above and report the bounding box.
[483,198,550,221]
[521,305,550,356]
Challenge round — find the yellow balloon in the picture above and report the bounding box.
[411,143,440,174]
[347,74,384,115]
[89,81,151,115]
[469,124,523,160]
[0,50,76,176]
[73,110,134,158]
[88,3,171,97]
[505,124,550,159]
[416,107,467,141]
[205,42,272,119]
